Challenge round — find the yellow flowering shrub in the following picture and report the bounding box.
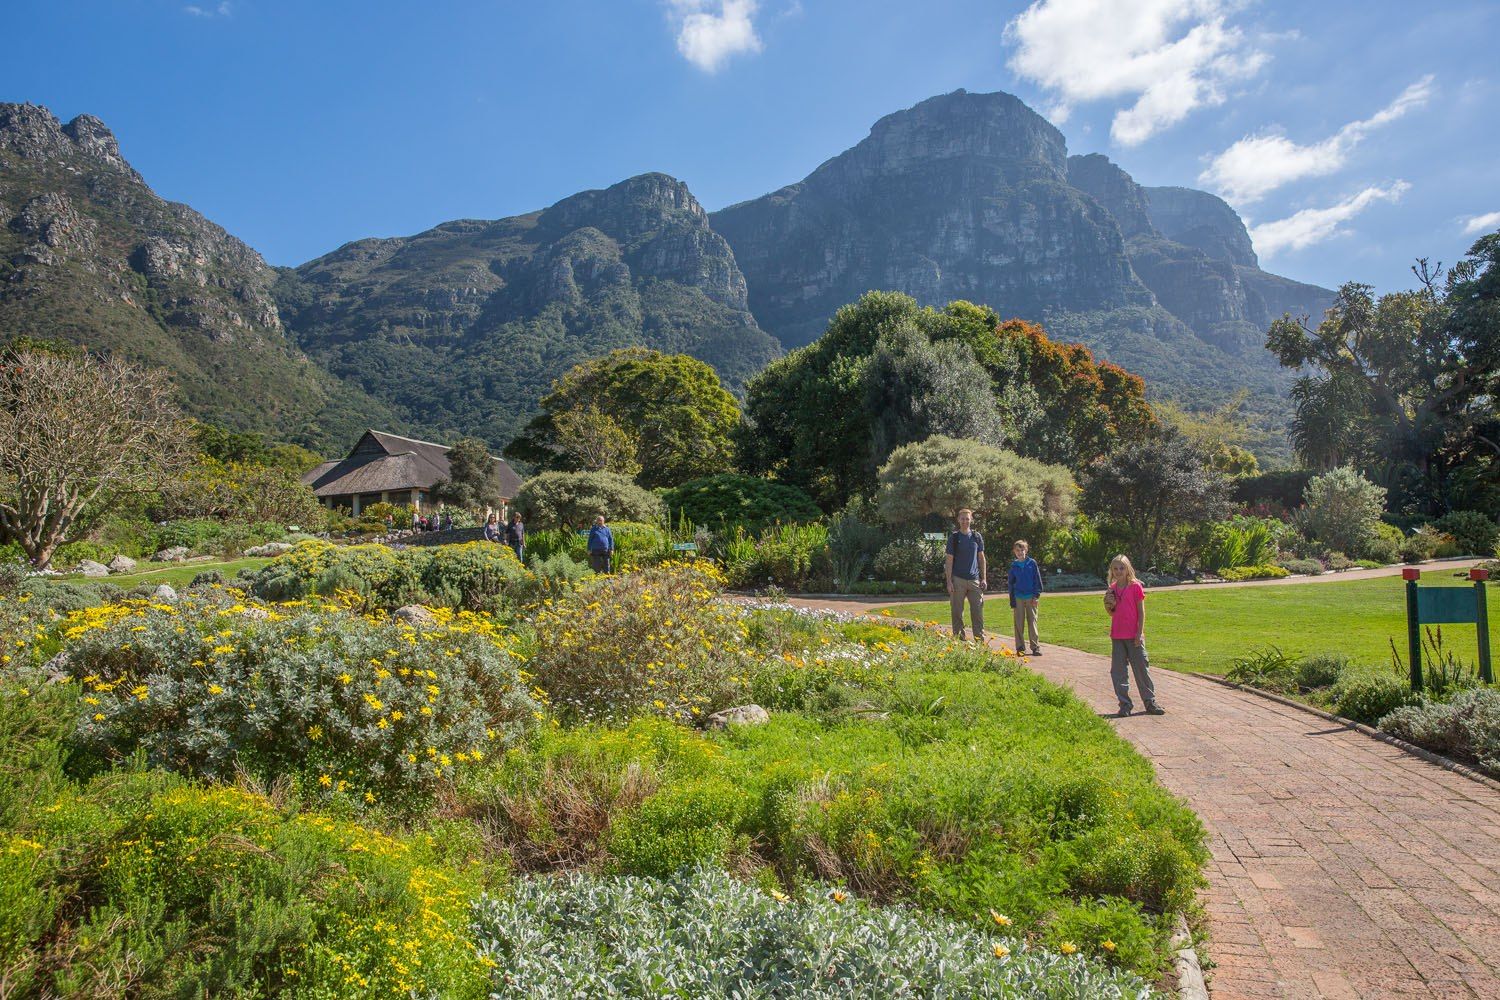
[8,777,488,998]
[54,594,538,810]
[527,561,752,723]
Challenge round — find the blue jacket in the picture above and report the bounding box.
[587,524,614,554]
[1008,557,1044,603]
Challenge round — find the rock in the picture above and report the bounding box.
[152,584,178,602]
[238,605,270,620]
[393,605,438,626]
[705,704,770,730]
[244,541,294,557]
[75,560,109,578]
[152,546,189,562]
[107,554,137,573]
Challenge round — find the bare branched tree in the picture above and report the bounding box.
[0,346,185,567]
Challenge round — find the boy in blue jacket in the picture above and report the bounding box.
[1007,539,1044,656]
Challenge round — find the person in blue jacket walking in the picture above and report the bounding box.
[1007,539,1044,656]
[587,514,615,574]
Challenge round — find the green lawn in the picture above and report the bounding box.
[56,556,273,590]
[883,572,1499,676]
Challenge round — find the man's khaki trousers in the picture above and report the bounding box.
[949,578,984,639]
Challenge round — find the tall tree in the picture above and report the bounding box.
[0,346,185,567]
[434,437,502,510]
[1081,430,1231,568]
[1267,232,1500,513]
[741,292,1155,509]
[550,405,641,476]
[506,349,740,489]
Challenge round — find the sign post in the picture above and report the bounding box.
[1402,567,1492,690]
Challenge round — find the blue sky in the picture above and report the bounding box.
[6,0,1496,295]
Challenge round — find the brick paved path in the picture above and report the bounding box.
[787,598,1500,998]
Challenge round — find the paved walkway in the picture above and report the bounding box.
[785,592,1500,998]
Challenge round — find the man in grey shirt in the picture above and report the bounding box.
[944,507,987,641]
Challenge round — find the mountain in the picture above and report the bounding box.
[277,173,782,447]
[710,90,1333,435]
[0,103,396,451]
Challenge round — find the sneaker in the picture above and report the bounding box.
[1030,648,1042,656]
[1144,705,1166,716]
[1114,707,1133,718]
[1015,647,1025,656]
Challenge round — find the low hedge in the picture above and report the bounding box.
[244,540,528,611]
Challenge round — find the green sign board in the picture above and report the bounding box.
[1415,586,1479,624]
[1404,570,1491,689]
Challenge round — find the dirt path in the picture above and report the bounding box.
[782,593,1500,998]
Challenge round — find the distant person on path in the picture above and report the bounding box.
[1105,555,1163,717]
[439,508,453,531]
[504,510,525,564]
[587,514,614,574]
[1008,539,1043,656]
[944,508,986,641]
[483,511,502,543]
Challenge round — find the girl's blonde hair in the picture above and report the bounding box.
[1108,554,1137,586]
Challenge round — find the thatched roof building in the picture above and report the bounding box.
[302,430,522,514]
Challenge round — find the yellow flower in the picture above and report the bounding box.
[92,713,105,722]
[770,889,788,902]
[992,944,1010,958]
[207,684,224,695]
[990,910,1012,927]
[1102,939,1117,953]
[338,672,353,685]
[829,890,846,904]
[318,774,332,788]
[1059,941,1078,956]
[308,725,324,740]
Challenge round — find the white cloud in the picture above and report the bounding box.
[184,1,231,15]
[666,0,762,73]
[1200,75,1434,205]
[1003,0,1267,146]
[1462,210,1500,235]
[1249,181,1411,257]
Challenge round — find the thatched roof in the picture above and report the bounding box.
[302,430,522,500]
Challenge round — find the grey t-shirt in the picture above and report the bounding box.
[946,530,984,581]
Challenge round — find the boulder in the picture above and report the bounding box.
[393,605,437,626]
[152,546,189,562]
[152,584,178,602]
[75,560,109,578]
[107,554,137,573]
[244,541,295,557]
[238,605,270,620]
[705,704,770,730]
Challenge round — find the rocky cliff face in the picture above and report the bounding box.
[280,173,780,446]
[0,103,393,449]
[713,91,1154,350]
[712,90,1333,422]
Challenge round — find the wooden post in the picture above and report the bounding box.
[1474,568,1492,684]
[1403,567,1422,692]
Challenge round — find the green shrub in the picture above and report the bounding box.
[523,551,590,601]
[1332,675,1419,726]
[753,522,831,589]
[513,471,665,530]
[1045,572,1106,590]
[1400,527,1445,563]
[423,542,527,611]
[245,541,531,612]
[471,867,1150,998]
[1217,565,1290,581]
[6,775,488,999]
[1325,552,1357,571]
[54,596,539,811]
[607,520,670,567]
[1049,517,1114,577]
[526,562,750,724]
[53,541,108,568]
[1278,557,1324,575]
[526,526,588,563]
[1432,511,1499,557]
[1362,520,1405,564]
[1225,646,1299,692]
[1296,654,1349,691]
[1296,466,1386,558]
[19,579,122,613]
[871,538,944,583]
[1380,689,1500,775]
[188,569,227,588]
[661,474,823,528]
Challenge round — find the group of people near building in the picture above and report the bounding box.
[480,510,617,573]
[944,507,1164,718]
